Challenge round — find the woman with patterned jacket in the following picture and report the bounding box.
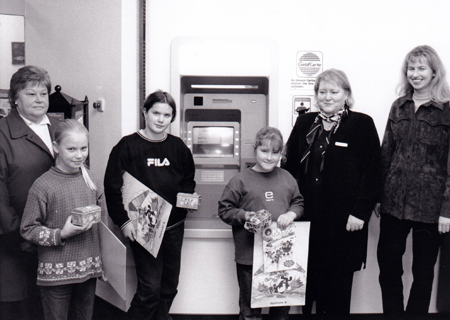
[377,45,450,315]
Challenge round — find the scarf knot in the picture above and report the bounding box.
[318,108,347,129]
[300,108,348,173]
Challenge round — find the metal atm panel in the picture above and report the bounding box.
[180,76,268,231]
[187,121,241,166]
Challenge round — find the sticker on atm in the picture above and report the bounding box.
[201,170,225,182]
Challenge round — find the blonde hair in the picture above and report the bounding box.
[314,69,354,108]
[397,45,450,103]
[54,119,97,191]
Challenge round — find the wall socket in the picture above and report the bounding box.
[93,99,105,112]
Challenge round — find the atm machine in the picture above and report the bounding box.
[169,36,277,315]
[180,76,269,232]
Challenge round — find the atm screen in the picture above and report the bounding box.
[192,127,234,158]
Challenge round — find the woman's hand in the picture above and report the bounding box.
[346,215,364,232]
[439,216,450,234]
[122,222,137,241]
[277,211,297,229]
[60,215,94,240]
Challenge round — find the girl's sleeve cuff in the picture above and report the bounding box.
[120,220,133,230]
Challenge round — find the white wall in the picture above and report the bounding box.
[147,0,450,139]
[21,0,140,311]
[147,0,450,314]
[23,0,139,178]
[0,15,24,89]
[0,0,24,16]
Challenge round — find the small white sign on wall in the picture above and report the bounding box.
[291,51,323,90]
[292,95,313,126]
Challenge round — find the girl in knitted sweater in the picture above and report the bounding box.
[21,119,106,320]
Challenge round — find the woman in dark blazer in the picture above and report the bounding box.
[283,69,381,316]
[0,66,57,320]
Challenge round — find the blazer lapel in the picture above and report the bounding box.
[7,108,55,157]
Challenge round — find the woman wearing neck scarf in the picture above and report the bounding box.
[283,69,381,316]
[377,45,450,316]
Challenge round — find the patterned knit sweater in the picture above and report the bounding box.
[20,167,106,286]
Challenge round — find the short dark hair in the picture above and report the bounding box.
[142,90,177,123]
[9,65,51,108]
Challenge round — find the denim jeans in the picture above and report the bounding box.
[236,263,290,320]
[378,214,442,315]
[128,222,185,320]
[39,277,96,320]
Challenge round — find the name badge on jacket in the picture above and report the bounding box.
[335,141,348,147]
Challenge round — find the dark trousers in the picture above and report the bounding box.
[0,249,44,320]
[236,263,290,320]
[0,298,43,320]
[437,232,450,312]
[302,269,354,316]
[128,223,184,320]
[377,214,441,315]
[39,277,97,320]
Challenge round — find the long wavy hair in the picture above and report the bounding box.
[397,45,450,103]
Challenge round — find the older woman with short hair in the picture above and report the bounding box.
[283,69,381,316]
[0,65,57,320]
